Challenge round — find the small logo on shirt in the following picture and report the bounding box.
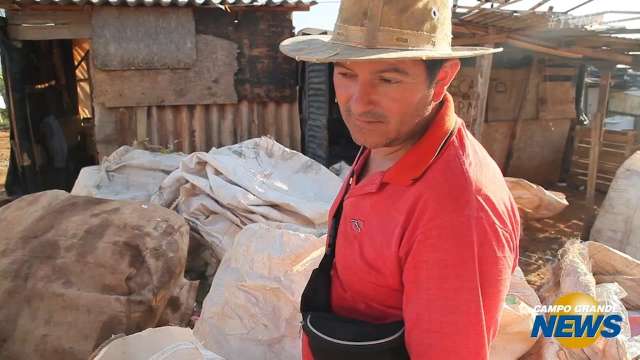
[351,219,363,233]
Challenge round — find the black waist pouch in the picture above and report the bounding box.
[302,311,407,360]
[300,169,409,360]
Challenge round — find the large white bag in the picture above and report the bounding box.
[590,151,640,260]
[193,223,325,360]
[91,327,224,360]
[505,177,569,219]
[72,146,185,202]
[489,267,541,360]
[152,137,340,258]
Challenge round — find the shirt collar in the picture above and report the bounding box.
[378,92,458,186]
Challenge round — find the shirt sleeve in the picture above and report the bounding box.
[399,205,518,359]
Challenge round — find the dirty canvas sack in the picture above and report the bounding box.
[587,241,640,311]
[0,190,194,360]
[72,145,185,202]
[489,267,541,360]
[504,177,569,219]
[151,137,340,258]
[194,223,325,360]
[590,151,640,260]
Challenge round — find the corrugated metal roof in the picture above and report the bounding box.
[10,0,314,7]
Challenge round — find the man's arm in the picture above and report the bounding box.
[400,208,518,359]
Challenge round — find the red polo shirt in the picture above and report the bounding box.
[302,93,520,359]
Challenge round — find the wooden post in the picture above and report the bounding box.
[503,57,540,174]
[586,67,612,206]
[472,50,494,139]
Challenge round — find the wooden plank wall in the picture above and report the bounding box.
[473,57,579,185]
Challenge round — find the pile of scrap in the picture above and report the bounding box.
[0,137,339,360]
[2,135,640,359]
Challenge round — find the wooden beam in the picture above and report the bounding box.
[573,36,640,52]
[579,11,640,17]
[453,21,492,35]
[529,0,551,11]
[7,9,91,40]
[594,28,640,35]
[497,0,526,10]
[586,68,612,206]
[570,46,635,66]
[231,5,311,12]
[8,24,91,40]
[505,38,583,59]
[601,16,640,25]
[453,33,508,46]
[565,0,595,13]
[453,24,479,35]
[507,33,556,48]
[7,8,90,24]
[461,2,488,19]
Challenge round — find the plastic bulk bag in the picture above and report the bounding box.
[591,151,640,260]
[505,177,569,219]
[152,137,340,258]
[72,145,185,202]
[193,223,325,360]
[90,327,224,360]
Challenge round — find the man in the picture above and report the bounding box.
[280,1,520,359]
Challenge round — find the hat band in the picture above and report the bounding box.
[331,23,452,51]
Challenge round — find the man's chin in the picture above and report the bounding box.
[350,136,388,150]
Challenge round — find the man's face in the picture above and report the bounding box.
[333,60,437,149]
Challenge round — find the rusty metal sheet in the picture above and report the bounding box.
[94,101,300,160]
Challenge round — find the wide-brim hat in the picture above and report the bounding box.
[280,0,502,63]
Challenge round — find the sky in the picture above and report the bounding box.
[292,0,640,35]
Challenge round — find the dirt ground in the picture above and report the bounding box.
[519,183,605,290]
[0,130,9,191]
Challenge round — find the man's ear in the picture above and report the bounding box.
[431,59,461,103]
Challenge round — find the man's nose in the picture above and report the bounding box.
[349,81,375,115]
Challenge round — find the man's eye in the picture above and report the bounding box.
[379,77,400,84]
[337,72,356,79]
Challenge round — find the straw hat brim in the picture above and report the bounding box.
[280,35,502,63]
